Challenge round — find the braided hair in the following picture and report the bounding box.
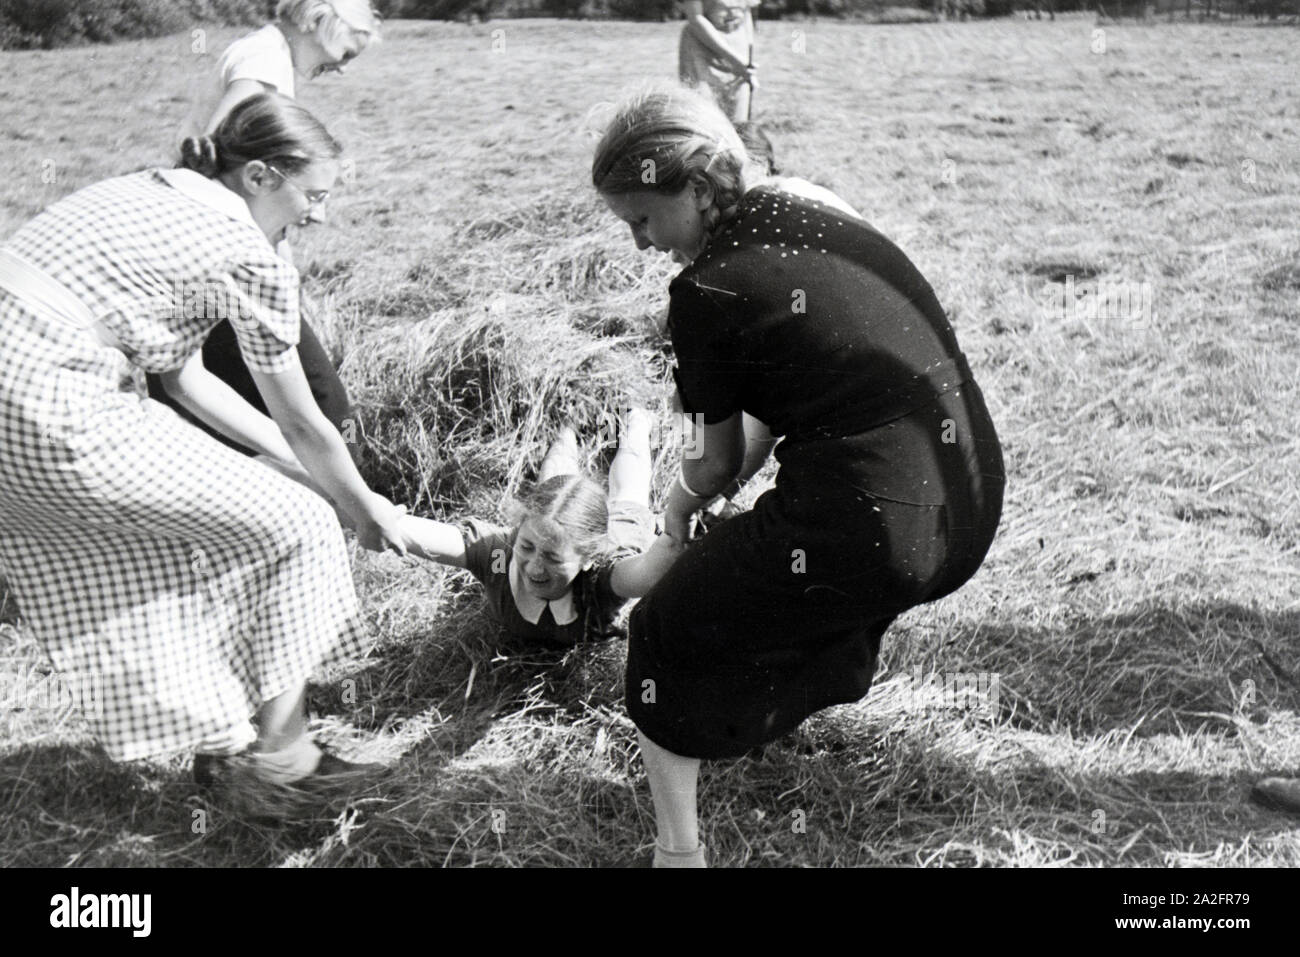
[591,83,761,251]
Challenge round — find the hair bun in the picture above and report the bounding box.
[179,135,221,177]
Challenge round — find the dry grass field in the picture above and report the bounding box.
[0,16,1297,867]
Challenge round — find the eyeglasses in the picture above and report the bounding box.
[267,165,329,209]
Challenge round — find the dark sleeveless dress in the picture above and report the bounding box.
[626,186,1005,760]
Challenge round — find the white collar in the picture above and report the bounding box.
[158,168,265,237]
[508,560,578,626]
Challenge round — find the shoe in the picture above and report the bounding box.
[195,744,387,822]
[192,750,307,824]
[297,747,389,795]
[1250,777,1300,815]
[192,752,233,787]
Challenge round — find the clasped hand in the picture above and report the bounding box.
[348,492,408,556]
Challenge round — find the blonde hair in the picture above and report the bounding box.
[277,0,381,50]
[591,83,760,241]
[509,475,611,562]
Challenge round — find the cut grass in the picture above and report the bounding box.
[0,18,1297,866]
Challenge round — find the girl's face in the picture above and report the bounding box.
[602,181,714,265]
[237,158,338,245]
[513,516,588,601]
[707,4,748,32]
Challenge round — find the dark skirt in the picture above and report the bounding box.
[144,313,359,462]
[626,381,1005,760]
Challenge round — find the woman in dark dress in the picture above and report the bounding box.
[593,86,1005,868]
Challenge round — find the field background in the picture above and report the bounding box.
[0,18,1298,867]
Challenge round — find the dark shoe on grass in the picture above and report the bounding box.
[193,752,233,788]
[1250,777,1300,815]
[297,747,389,796]
[193,752,314,824]
[193,747,387,823]
[195,747,385,788]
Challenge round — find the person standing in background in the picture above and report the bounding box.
[678,1,759,123]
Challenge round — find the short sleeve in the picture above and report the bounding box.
[582,562,630,639]
[222,257,301,374]
[220,29,296,96]
[591,563,621,607]
[668,278,745,425]
[459,518,512,583]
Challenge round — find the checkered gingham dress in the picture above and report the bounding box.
[0,169,367,761]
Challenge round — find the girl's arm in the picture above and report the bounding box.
[665,411,747,545]
[399,515,468,569]
[682,1,752,74]
[204,78,274,134]
[609,533,685,600]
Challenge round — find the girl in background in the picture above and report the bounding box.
[678,1,760,123]
[181,0,380,142]
[151,1,382,464]
[401,411,684,647]
[593,86,1004,867]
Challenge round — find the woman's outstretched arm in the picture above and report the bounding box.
[156,347,300,466]
[706,412,775,510]
[250,356,405,553]
[609,533,685,599]
[665,411,746,545]
[159,348,405,553]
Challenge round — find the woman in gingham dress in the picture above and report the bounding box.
[0,93,405,790]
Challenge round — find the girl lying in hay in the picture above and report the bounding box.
[399,410,684,648]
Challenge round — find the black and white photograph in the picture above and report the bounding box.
[0,0,1296,901]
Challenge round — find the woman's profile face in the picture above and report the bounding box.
[240,158,339,245]
[603,184,712,265]
[308,25,367,78]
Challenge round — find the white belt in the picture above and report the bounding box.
[0,249,123,351]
